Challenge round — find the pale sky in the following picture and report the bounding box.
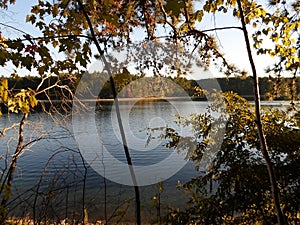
[0,0,276,79]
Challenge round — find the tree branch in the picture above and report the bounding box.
[2,34,91,43]
[201,26,243,32]
[0,22,29,36]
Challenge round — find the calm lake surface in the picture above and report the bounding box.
[0,100,289,222]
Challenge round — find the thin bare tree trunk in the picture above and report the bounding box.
[76,1,141,224]
[78,148,88,224]
[236,1,285,224]
[33,149,66,224]
[1,113,28,213]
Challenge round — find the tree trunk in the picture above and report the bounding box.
[0,113,28,217]
[76,1,141,224]
[236,1,285,224]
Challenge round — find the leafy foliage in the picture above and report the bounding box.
[0,78,8,116]
[0,78,37,115]
[7,88,37,113]
[163,93,300,224]
[0,1,299,89]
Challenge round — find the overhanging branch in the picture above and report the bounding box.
[201,26,243,32]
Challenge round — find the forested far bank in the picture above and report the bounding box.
[2,73,300,102]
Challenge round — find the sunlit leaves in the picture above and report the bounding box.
[0,79,9,116]
[203,0,224,13]
[201,0,299,78]
[0,78,38,115]
[250,1,299,74]
[7,89,37,114]
[0,33,8,49]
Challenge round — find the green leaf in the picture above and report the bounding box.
[22,56,34,70]
[165,0,185,17]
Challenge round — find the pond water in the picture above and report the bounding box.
[0,100,289,223]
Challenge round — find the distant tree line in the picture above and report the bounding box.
[2,73,299,108]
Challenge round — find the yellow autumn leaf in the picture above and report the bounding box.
[282,17,289,23]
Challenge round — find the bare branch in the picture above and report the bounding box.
[201,26,243,32]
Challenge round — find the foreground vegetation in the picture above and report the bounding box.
[162,93,300,224]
